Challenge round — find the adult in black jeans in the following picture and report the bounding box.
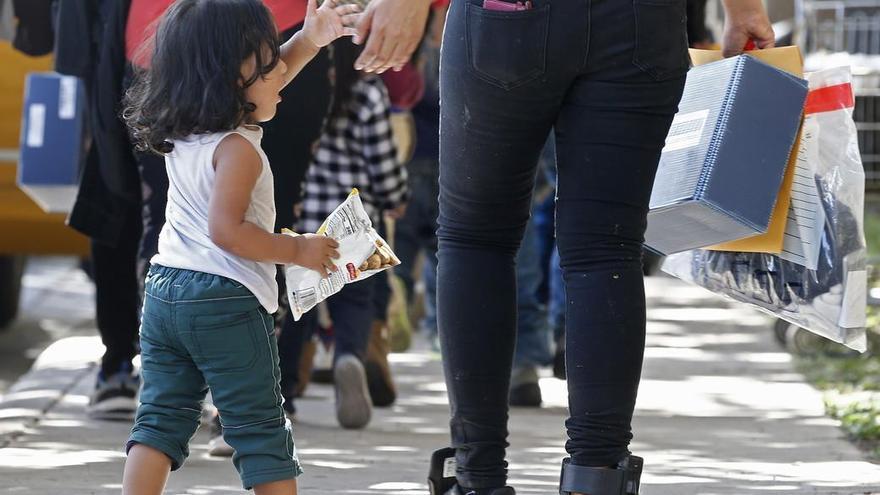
[430,0,774,494]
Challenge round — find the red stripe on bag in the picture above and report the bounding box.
[805,83,855,115]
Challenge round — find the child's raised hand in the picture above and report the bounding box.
[303,0,362,48]
[292,234,341,277]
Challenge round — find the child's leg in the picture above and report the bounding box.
[191,305,303,489]
[122,444,171,495]
[124,267,210,490]
[254,479,298,495]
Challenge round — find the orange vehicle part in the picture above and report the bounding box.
[0,42,89,256]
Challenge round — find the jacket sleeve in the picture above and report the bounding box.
[53,0,96,77]
[11,0,54,56]
[91,0,141,204]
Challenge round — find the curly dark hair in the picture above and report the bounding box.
[123,0,281,154]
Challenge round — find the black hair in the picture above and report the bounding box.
[329,38,365,119]
[123,0,281,154]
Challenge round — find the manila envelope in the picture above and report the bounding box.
[690,46,804,253]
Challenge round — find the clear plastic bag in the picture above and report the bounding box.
[662,66,868,352]
[284,189,400,321]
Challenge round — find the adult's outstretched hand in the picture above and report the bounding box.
[353,0,432,74]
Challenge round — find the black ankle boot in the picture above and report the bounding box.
[559,455,643,495]
[428,448,516,495]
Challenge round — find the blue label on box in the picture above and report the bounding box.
[18,73,86,186]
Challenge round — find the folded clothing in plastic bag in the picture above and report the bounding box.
[662,66,868,352]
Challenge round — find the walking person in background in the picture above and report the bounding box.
[119,1,356,493]
[54,0,143,420]
[393,1,446,350]
[429,0,775,493]
[288,37,408,430]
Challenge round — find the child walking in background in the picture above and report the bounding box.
[287,38,408,430]
[119,0,359,493]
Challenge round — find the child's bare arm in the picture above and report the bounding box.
[280,0,360,88]
[208,134,339,275]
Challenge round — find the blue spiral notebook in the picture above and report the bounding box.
[644,54,808,256]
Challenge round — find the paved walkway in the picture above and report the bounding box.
[1,275,879,494]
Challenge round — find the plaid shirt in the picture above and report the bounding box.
[298,76,408,233]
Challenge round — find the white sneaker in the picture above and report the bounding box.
[334,354,372,429]
[207,414,234,457]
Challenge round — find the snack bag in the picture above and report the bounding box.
[284,189,400,320]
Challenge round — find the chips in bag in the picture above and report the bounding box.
[284,189,400,321]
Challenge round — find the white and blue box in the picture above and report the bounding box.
[17,73,86,213]
[644,55,808,256]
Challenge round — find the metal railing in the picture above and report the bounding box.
[796,0,880,189]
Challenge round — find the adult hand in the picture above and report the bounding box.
[720,0,775,57]
[353,0,432,73]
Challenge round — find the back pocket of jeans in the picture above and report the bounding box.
[632,0,689,81]
[466,2,550,90]
[192,311,261,374]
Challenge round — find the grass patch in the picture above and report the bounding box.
[796,349,880,459]
[794,250,880,457]
[865,213,880,259]
[825,399,880,456]
[865,200,880,259]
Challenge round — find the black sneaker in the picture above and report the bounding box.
[87,363,139,420]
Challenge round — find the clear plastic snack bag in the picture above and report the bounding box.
[662,66,868,352]
[284,189,400,321]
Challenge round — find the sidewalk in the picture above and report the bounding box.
[1,276,879,494]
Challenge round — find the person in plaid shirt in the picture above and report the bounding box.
[294,38,408,429]
[298,53,408,233]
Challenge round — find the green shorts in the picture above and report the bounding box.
[127,265,302,489]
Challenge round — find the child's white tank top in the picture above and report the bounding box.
[151,125,279,313]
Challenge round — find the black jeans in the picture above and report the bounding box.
[438,0,687,488]
[91,200,142,375]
